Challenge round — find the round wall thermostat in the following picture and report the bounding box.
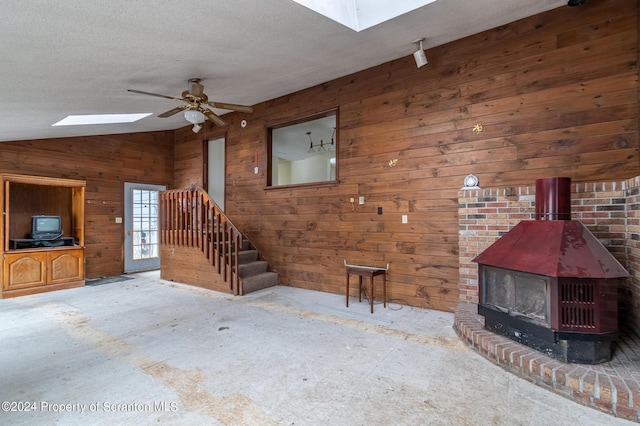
[463,174,479,188]
[241,119,247,128]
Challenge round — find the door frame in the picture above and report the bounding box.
[123,182,166,273]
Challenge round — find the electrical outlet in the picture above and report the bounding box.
[377,206,383,215]
[402,215,408,224]
[359,196,365,205]
[115,217,123,224]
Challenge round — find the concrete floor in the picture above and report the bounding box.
[0,271,632,425]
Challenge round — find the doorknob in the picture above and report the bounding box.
[126,230,131,236]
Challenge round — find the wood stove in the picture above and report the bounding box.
[474,177,628,364]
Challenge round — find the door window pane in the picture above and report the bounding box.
[132,189,159,260]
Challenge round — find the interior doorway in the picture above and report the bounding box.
[124,182,166,273]
[207,136,226,210]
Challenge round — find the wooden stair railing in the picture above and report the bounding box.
[160,187,245,295]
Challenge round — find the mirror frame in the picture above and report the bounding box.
[266,109,339,189]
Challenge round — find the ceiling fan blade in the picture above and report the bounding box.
[158,105,187,118]
[206,101,253,113]
[202,109,227,126]
[188,79,204,97]
[127,89,179,101]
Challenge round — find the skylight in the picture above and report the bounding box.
[292,0,437,32]
[52,113,152,126]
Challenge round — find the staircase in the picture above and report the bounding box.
[236,244,279,294]
[160,187,278,295]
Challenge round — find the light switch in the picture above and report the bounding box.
[402,215,408,224]
[115,217,123,224]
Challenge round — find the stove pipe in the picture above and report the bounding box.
[535,177,571,220]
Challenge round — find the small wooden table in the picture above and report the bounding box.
[344,261,389,313]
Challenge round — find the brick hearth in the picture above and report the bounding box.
[454,302,640,422]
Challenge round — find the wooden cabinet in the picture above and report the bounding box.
[1,174,85,298]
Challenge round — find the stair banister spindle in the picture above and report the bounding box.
[170,191,174,245]
[197,192,202,249]
[187,190,192,246]
[187,190,191,245]
[178,191,183,246]
[184,190,189,246]
[183,190,189,246]
[171,191,176,245]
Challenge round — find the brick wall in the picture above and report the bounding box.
[458,185,535,303]
[624,176,640,332]
[458,178,638,332]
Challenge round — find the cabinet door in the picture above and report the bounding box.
[48,249,84,285]
[4,252,47,290]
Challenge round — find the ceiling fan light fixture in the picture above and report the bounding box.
[184,109,206,125]
[192,123,202,133]
[129,79,253,128]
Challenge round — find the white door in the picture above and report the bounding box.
[124,183,166,273]
[207,137,225,210]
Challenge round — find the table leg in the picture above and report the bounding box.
[383,273,387,308]
[346,271,350,307]
[370,275,374,313]
[358,275,363,302]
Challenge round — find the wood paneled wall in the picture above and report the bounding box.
[175,0,639,311]
[0,132,174,278]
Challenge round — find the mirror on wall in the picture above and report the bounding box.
[268,111,337,187]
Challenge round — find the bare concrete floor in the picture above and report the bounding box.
[0,271,632,425]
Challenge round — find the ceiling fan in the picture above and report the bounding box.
[127,78,253,132]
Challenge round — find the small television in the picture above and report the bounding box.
[31,215,63,240]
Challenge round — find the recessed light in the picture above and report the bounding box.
[52,113,152,126]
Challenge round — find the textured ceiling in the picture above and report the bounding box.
[0,0,565,143]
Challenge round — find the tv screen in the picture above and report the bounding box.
[31,215,62,240]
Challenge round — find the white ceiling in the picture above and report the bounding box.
[0,0,566,143]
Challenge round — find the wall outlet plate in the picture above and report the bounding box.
[359,196,365,205]
[402,215,408,223]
